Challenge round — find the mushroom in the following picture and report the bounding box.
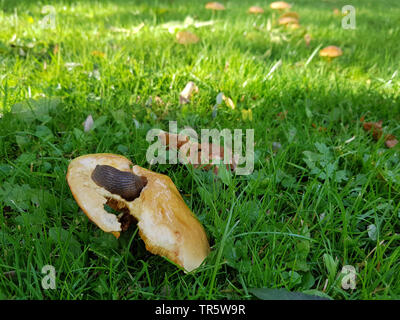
[280,11,299,19]
[287,23,300,30]
[248,6,264,14]
[176,31,200,45]
[66,153,210,272]
[270,1,291,10]
[205,2,226,11]
[319,45,343,60]
[278,16,299,26]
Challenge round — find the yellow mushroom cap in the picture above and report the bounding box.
[270,1,292,10]
[278,16,299,25]
[176,31,200,44]
[248,6,264,14]
[205,2,226,10]
[287,23,301,30]
[319,45,343,58]
[280,11,299,19]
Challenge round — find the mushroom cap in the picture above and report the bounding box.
[205,2,226,10]
[67,153,132,237]
[278,16,299,25]
[280,11,299,19]
[287,23,301,30]
[270,1,291,10]
[319,45,343,58]
[176,31,200,44]
[67,153,210,272]
[248,6,264,14]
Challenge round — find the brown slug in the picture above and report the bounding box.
[91,164,146,201]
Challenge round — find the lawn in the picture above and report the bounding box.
[0,0,400,300]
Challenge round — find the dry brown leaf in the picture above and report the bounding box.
[385,134,398,148]
[179,81,199,104]
[222,95,235,109]
[363,121,383,141]
[176,31,200,44]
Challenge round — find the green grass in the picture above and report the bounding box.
[1,0,400,300]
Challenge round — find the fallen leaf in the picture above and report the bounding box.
[83,115,94,132]
[241,109,253,121]
[385,134,398,148]
[363,121,383,141]
[222,95,235,109]
[362,120,398,148]
[176,31,200,44]
[179,81,199,104]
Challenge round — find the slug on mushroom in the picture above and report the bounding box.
[66,153,210,272]
[91,164,146,201]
